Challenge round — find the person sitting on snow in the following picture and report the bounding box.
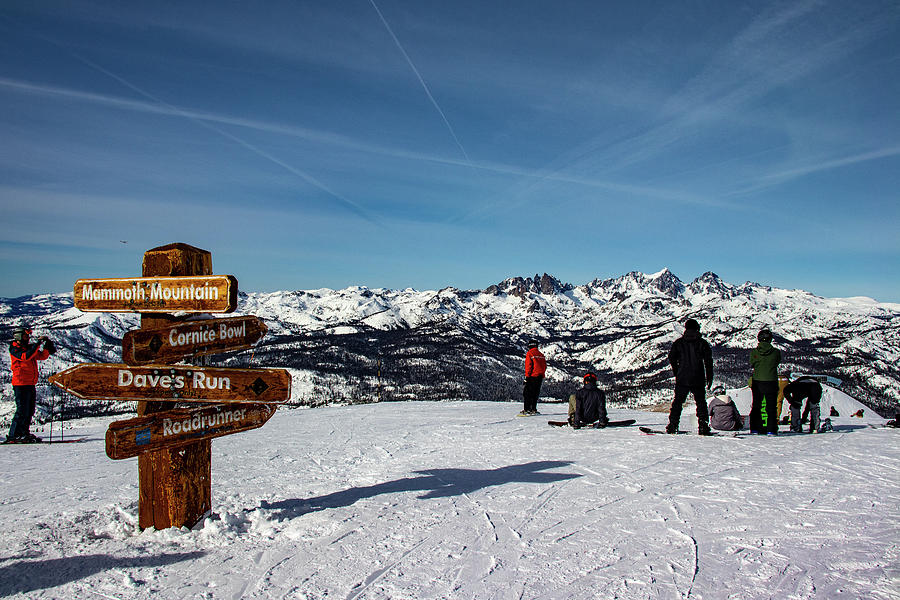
[707,386,743,431]
[783,376,822,433]
[569,373,608,429]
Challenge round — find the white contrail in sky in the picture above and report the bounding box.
[0,76,713,206]
[368,0,473,165]
[13,26,378,224]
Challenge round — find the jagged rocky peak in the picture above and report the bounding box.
[537,273,570,294]
[485,273,569,297]
[593,268,684,299]
[648,268,685,297]
[689,272,732,297]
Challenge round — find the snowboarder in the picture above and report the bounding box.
[783,376,822,433]
[520,340,546,416]
[666,319,713,435]
[6,327,55,443]
[569,373,608,429]
[749,328,781,435]
[707,386,743,431]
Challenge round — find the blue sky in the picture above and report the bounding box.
[1,0,898,301]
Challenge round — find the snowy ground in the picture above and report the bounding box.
[1,400,898,600]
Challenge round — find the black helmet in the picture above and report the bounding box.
[684,319,700,331]
[757,328,773,343]
[583,372,597,382]
[528,339,539,348]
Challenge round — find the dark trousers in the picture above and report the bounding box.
[751,380,779,433]
[790,389,822,433]
[668,383,709,431]
[523,376,543,412]
[8,385,37,439]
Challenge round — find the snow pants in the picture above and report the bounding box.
[751,380,779,434]
[8,385,37,440]
[789,388,822,433]
[523,376,543,413]
[668,383,709,432]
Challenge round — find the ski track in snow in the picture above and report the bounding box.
[0,401,898,599]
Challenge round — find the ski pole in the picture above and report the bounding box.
[49,388,56,444]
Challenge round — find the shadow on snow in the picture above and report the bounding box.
[258,460,581,520]
[0,551,206,595]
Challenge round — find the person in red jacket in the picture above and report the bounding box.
[520,340,546,416]
[6,327,55,443]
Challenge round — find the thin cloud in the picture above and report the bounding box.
[458,0,896,221]
[1,76,709,209]
[725,145,900,198]
[0,26,379,225]
[84,53,380,224]
[368,0,473,165]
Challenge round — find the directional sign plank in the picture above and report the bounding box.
[49,364,291,404]
[106,403,277,460]
[74,275,238,313]
[122,315,268,365]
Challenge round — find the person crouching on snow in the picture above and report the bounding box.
[569,373,609,429]
[783,376,822,433]
[707,386,743,431]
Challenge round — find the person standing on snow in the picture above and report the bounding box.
[569,372,608,429]
[783,376,822,433]
[707,385,743,431]
[776,372,791,424]
[6,327,55,443]
[666,319,713,435]
[749,328,781,435]
[520,340,546,416]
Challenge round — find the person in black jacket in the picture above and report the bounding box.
[569,372,608,429]
[666,319,713,435]
[783,376,822,433]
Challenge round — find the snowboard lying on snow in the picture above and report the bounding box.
[639,427,739,437]
[2,436,89,445]
[639,426,686,435]
[548,419,636,428]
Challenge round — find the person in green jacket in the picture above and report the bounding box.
[750,328,781,434]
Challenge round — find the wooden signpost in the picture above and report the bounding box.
[49,364,291,404]
[50,243,290,530]
[121,315,267,365]
[105,403,277,460]
[74,275,238,313]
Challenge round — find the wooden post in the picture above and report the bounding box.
[138,243,212,530]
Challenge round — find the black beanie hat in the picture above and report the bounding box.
[685,319,700,331]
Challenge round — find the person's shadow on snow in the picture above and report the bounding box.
[0,551,205,595]
[258,460,581,520]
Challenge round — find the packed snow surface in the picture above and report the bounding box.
[1,401,897,599]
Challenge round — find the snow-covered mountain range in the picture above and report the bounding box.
[2,269,899,420]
